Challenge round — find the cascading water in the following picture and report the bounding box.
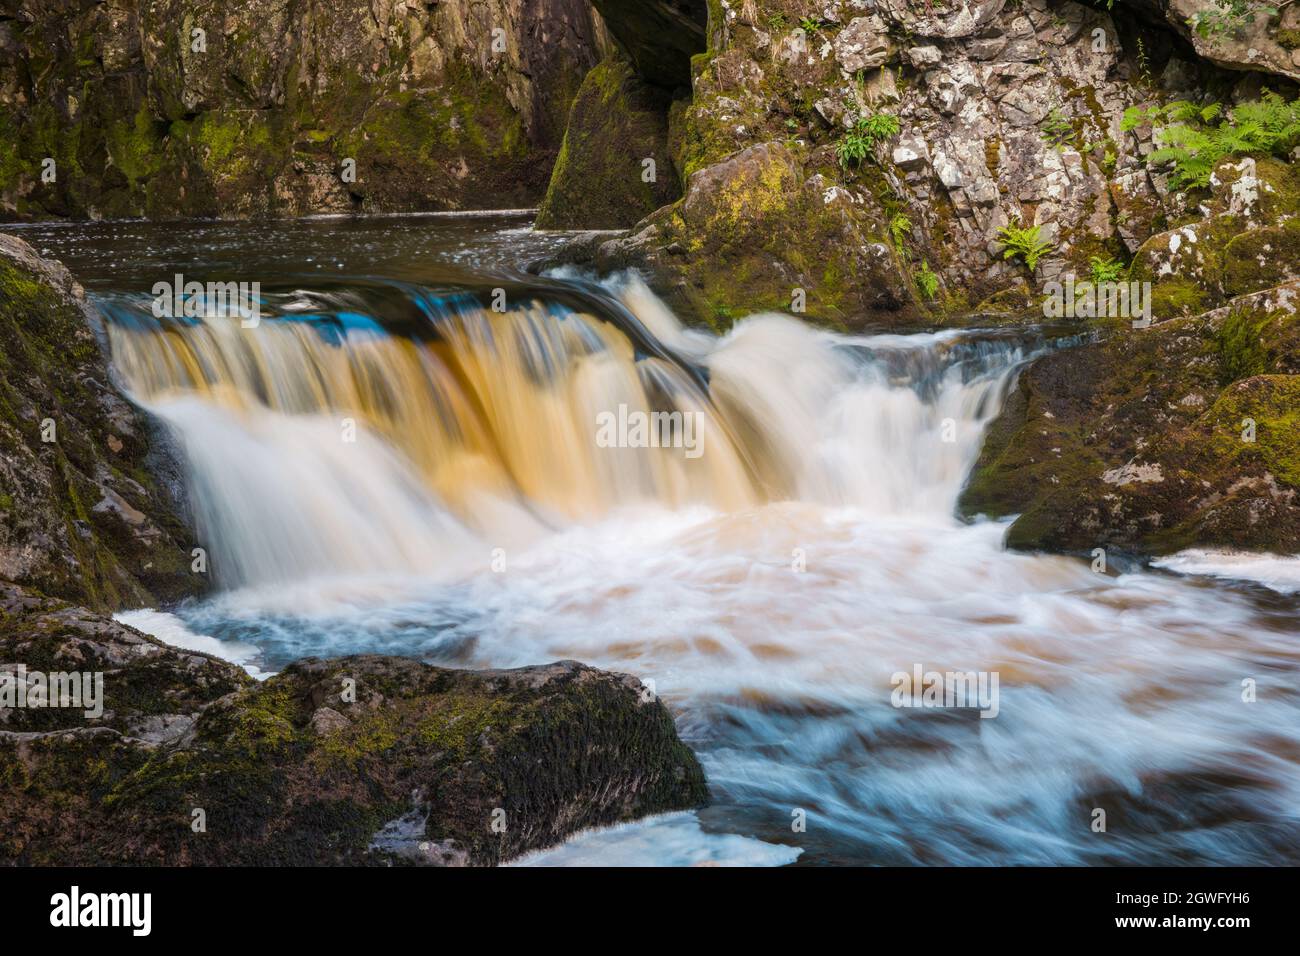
[38,214,1294,867]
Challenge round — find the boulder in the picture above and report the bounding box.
[961,292,1300,555]
[592,141,918,330]
[0,582,709,865]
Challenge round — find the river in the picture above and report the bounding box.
[12,213,1300,866]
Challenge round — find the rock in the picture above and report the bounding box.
[908,45,943,69]
[833,16,890,74]
[0,0,608,219]
[535,57,682,229]
[0,582,709,865]
[962,301,1300,555]
[892,136,932,173]
[589,141,918,329]
[878,0,1007,39]
[0,235,203,610]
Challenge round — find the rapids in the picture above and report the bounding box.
[18,214,1300,866]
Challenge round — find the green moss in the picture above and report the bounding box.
[104,105,166,189]
[1220,219,1300,297]
[1216,307,1273,384]
[536,57,678,229]
[1148,278,1210,321]
[1206,375,1300,486]
[1276,28,1300,50]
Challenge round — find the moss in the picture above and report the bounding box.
[536,57,679,229]
[1276,28,1300,50]
[1216,307,1273,384]
[1220,219,1300,297]
[1205,375,1300,487]
[103,104,166,189]
[1148,278,1211,321]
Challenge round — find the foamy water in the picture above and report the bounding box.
[99,274,1300,866]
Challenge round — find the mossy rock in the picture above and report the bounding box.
[0,235,203,610]
[0,584,709,866]
[536,57,682,230]
[961,299,1300,555]
[1220,219,1300,298]
[592,141,918,330]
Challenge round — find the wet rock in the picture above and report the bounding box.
[0,583,709,865]
[962,303,1300,555]
[0,235,202,610]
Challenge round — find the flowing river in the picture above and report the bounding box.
[15,214,1300,866]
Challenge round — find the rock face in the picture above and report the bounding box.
[0,581,709,865]
[0,234,201,611]
[0,0,609,219]
[963,148,1300,556]
[543,0,1300,330]
[1128,0,1300,85]
[535,56,682,229]
[546,0,1173,327]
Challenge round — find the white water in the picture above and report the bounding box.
[105,275,1300,866]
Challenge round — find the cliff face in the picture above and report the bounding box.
[533,0,1300,332]
[0,0,609,219]
[0,234,202,611]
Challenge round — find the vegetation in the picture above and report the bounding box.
[836,113,900,169]
[1187,0,1277,39]
[997,223,1056,272]
[889,212,912,252]
[1215,306,1272,385]
[1040,108,1075,149]
[1123,93,1300,190]
[915,261,940,300]
[1089,255,1125,283]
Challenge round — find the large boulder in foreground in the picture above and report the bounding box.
[0,583,708,865]
[961,285,1300,554]
[0,234,202,611]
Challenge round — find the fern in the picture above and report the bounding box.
[997,223,1056,272]
[915,261,940,301]
[836,113,900,169]
[1125,92,1300,190]
[889,212,912,252]
[1041,107,1075,149]
[1089,255,1125,284]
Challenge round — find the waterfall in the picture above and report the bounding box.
[102,274,1029,588]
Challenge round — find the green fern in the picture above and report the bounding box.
[1123,93,1300,190]
[1089,255,1125,284]
[915,261,940,301]
[836,113,901,169]
[997,223,1056,272]
[1041,107,1075,149]
[888,212,912,251]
